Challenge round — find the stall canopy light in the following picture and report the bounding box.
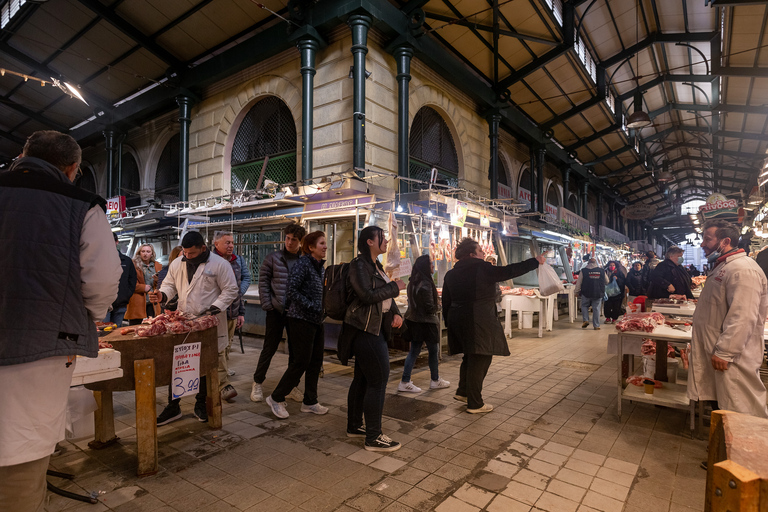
[657,162,674,183]
[396,204,403,213]
[111,226,123,232]
[427,210,433,217]
[626,91,652,129]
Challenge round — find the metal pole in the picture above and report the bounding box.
[562,168,570,209]
[349,15,371,174]
[536,147,546,215]
[487,112,501,199]
[394,45,413,194]
[103,130,114,197]
[116,134,124,197]
[528,148,536,213]
[177,95,193,202]
[596,192,603,229]
[581,181,589,219]
[298,38,318,181]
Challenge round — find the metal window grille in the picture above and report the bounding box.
[120,153,141,207]
[407,106,459,191]
[234,231,284,283]
[231,152,297,190]
[231,97,297,191]
[155,133,180,204]
[75,167,96,193]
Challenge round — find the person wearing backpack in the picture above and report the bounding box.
[265,231,329,419]
[343,226,406,452]
[398,255,449,393]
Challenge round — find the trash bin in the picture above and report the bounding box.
[521,311,533,329]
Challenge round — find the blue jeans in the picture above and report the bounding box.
[402,340,439,382]
[581,297,602,328]
[103,306,126,326]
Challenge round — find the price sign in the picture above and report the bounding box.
[390,257,413,279]
[171,342,201,399]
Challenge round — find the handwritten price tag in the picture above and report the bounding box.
[172,342,201,399]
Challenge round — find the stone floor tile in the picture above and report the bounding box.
[381,502,414,512]
[416,474,453,494]
[589,477,630,502]
[486,494,532,512]
[397,487,435,509]
[507,441,538,457]
[221,485,270,509]
[373,478,414,500]
[369,456,408,473]
[533,449,568,466]
[390,467,429,486]
[347,449,384,465]
[452,483,494,509]
[484,459,521,478]
[347,491,393,512]
[501,480,544,505]
[547,478,588,502]
[435,496,480,512]
[564,458,600,476]
[542,441,575,457]
[515,433,547,448]
[581,489,625,512]
[526,458,560,477]
[534,491,579,512]
[603,457,640,475]
[512,468,550,490]
[571,449,606,466]
[595,466,635,487]
[554,467,594,488]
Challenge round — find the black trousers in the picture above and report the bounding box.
[271,318,324,405]
[347,326,390,442]
[253,309,288,384]
[456,354,493,409]
[603,296,623,320]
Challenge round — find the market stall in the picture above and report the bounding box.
[86,326,220,476]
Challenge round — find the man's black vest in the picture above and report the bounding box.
[0,157,106,365]
[581,267,606,299]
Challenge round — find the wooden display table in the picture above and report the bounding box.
[705,411,768,511]
[86,327,220,476]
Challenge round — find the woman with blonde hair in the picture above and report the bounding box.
[126,244,162,324]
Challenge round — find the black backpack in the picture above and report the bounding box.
[323,262,351,321]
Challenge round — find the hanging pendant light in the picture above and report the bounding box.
[627,91,652,129]
[657,161,674,183]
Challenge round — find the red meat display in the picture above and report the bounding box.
[136,322,167,337]
[128,312,218,338]
[614,312,665,333]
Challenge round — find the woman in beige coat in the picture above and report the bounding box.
[125,244,162,324]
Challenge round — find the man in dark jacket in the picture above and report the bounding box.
[442,238,545,414]
[575,258,609,329]
[0,131,121,511]
[251,223,306,403]
[104,232,138,327]
[647,246,694,300]
[755,248,768,282]
[641,250,660,294]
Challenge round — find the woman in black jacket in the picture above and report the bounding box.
[626,261,645,299]
[265,231,328,420]
[442,238,544,413]
[603,260,626,323]
[344,226,405,452]
[647,246,694,300]
[398,255,449,393]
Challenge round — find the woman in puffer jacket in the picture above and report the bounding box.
[398,255,450,393]
[265,231,328,420]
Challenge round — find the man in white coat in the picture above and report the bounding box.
[689,219,768,418]
[150,231,238,424]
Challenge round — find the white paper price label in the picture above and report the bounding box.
[172,342,201,399]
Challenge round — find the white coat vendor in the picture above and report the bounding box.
[689,219,768,418]
[149,231,239,425]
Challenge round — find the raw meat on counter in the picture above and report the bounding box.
[131,312,219,338]
[691,275,707,287]
[626,376,663,388]
[614,312,665,332]
[136,322,167,337]
[98,340,113,349]
[640,338,676,357]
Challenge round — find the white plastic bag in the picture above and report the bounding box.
[537,263,565,296]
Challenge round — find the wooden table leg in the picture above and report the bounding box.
[705,410,735,512]
[89,390,118,449]
[655,340,668,382]
[134,358,158,477]
[207,368,222,429]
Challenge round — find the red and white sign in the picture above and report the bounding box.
[518,187,537,210]
[106,196,126,216]
[498,183,513,200]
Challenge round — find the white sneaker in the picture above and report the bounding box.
[430,378,450,389]
[266,395,289,419]
[397,381,422,393]
[287,387,304,402]
[227,368,236,376]
[300,403,329,415]
[250,382,263,402]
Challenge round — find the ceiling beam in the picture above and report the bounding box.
[715,67,768,78]
[76,0,184,70]
[584,144,633,166]
[566,123,620,152]
[600,32,717,68]
[0,97,68,132]
[617,74,716,101]
[423,11,559,46]
[496,44,571,90]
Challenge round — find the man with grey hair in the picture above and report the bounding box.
[646,246,693,300]
[212,230,251,401]
[0,131,121,511]
[690,219,768,418]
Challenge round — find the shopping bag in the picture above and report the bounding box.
[537,263,565,296]
[606,277,621,297]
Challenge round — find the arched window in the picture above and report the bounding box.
[546,184,559,208]
[231,96,297,190]
[567,195,579,213]
[120,152,141,208]
[155,133,180,204]
[75,166,96,193]
[408,107,459,191]
[498,158,508,186]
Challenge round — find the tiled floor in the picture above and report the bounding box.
[46,317,708,511]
